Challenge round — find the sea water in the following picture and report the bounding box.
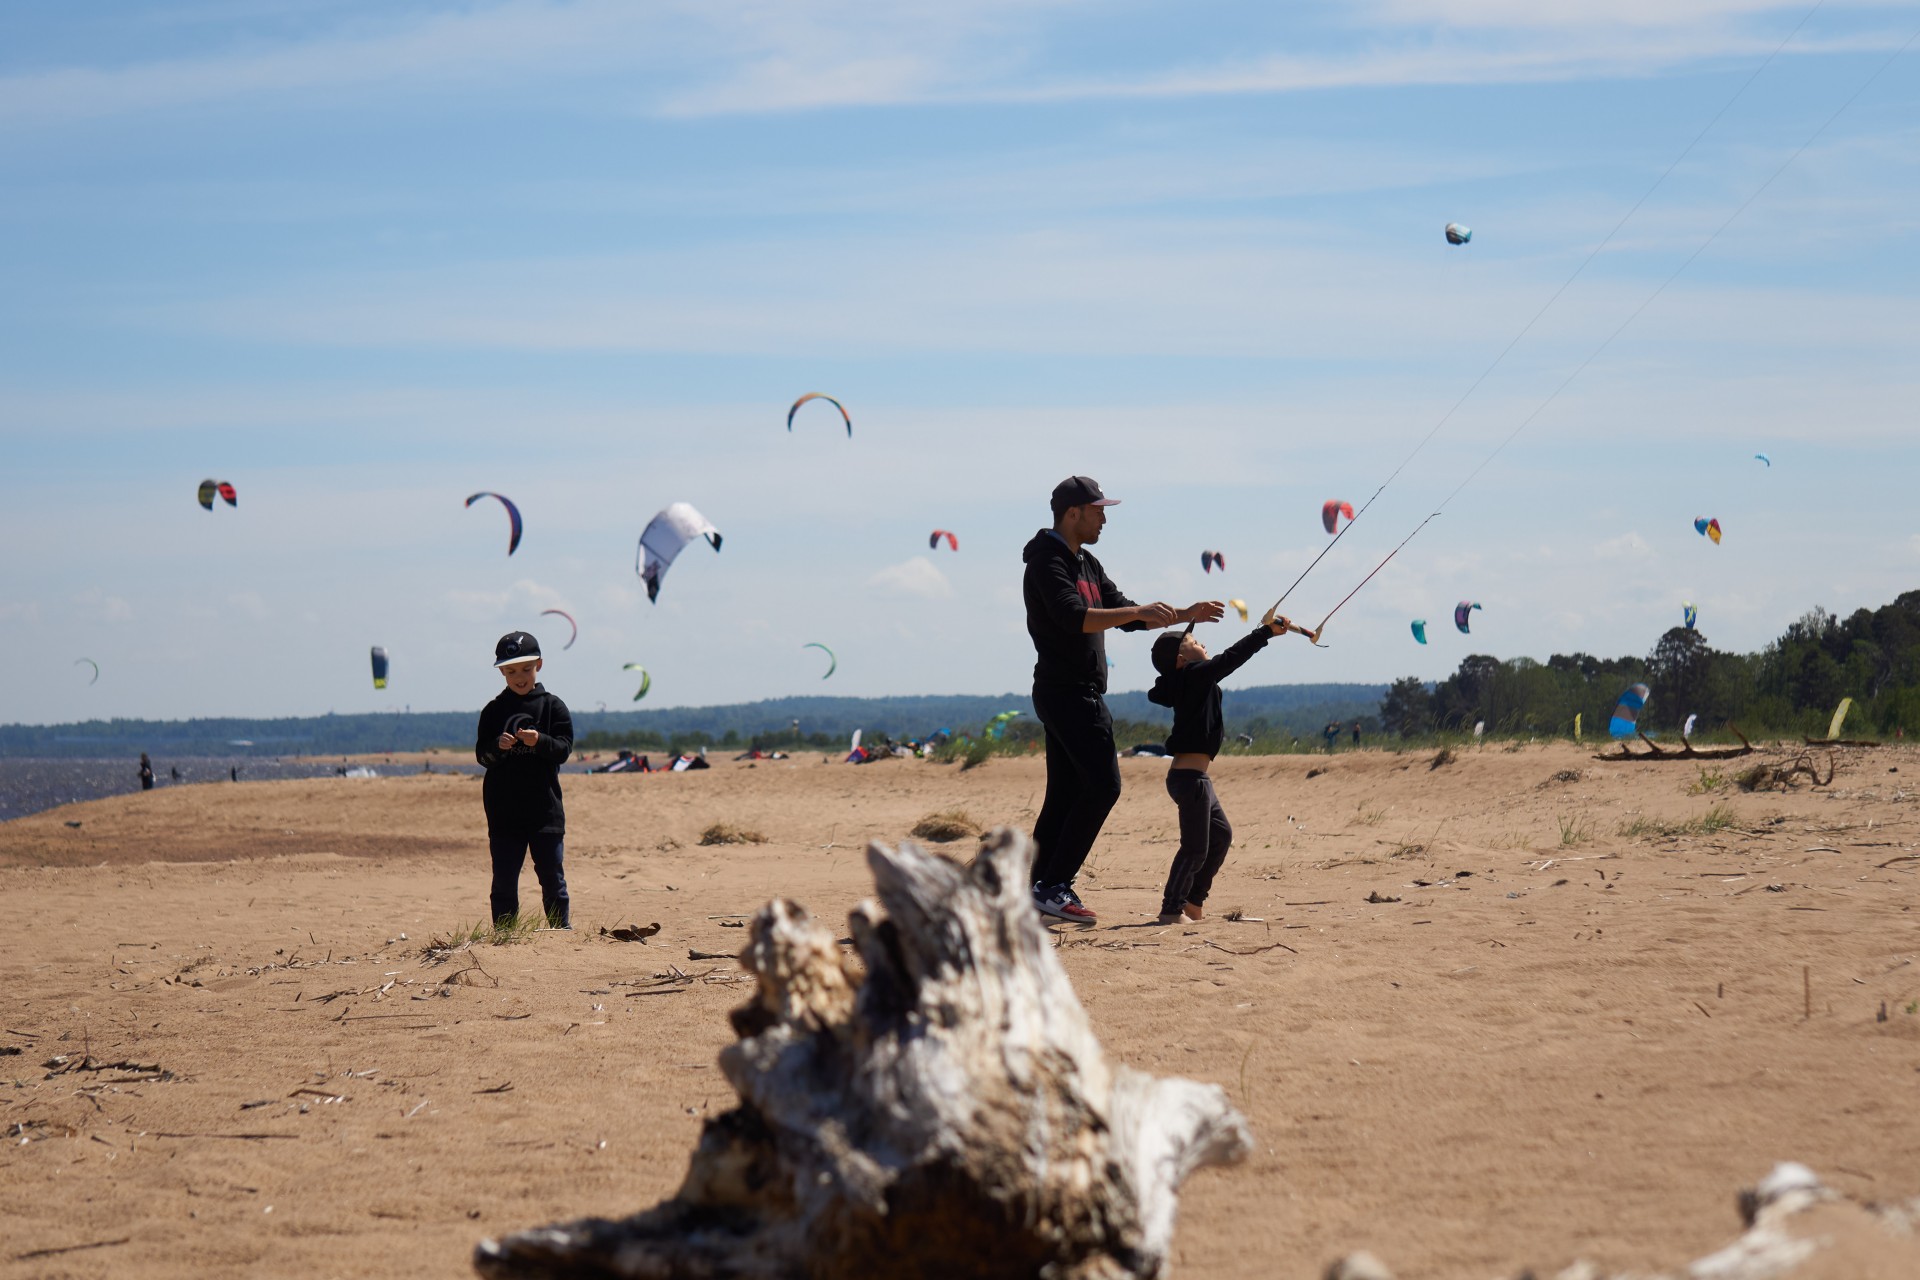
[0,757,484,822]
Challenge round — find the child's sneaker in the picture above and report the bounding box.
[1034,883,1097,923]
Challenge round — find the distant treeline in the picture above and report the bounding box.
[1379,589,1920,739]
[0,683,1387,759]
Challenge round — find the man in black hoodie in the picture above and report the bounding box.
[476,631,575,928]
[1022,475,1220,922]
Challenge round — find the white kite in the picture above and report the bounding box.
[637,502,722,602]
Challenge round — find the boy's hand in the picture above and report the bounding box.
[515,728,540,747]
[1267,613,1293,636]
[497,732,516,750]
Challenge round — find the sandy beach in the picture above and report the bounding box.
[3,741,1917,1279]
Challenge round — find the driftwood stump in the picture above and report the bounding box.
[474,828,1251,1280]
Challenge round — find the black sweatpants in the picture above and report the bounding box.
[1029,683,1122,890]
[1161,768,1231,914]
[489,829,570,927]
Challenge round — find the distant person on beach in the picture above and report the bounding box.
[1352,721,1362,745]
[138,753,154,791]
[1322,722,1340,751]
[170,765,181,782]
[230,765,239,782]
[475,631,574,929]
[1148,606,1303,923]
[1022,474,1220,923]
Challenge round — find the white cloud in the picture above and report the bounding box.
[1593,532,1651,560]
[868,556,954,599]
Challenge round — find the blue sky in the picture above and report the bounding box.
[2,0,1915,724]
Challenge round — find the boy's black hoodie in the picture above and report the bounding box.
[1147,626,1272,757]
[475,683,574,834]
[1022,529,1144,693]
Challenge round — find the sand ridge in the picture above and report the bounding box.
[3,742,1917,1278]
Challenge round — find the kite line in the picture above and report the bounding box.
[1304,16,1920,640]
[1267,0,1832,618]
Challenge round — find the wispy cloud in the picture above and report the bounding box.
[868,556,954,600]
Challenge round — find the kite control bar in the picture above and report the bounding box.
[1262,602,1326,647]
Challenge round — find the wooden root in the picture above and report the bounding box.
[474,827,1251,1280]
[1593,725,1756,762]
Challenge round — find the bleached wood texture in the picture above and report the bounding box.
[474,827,1251,1280]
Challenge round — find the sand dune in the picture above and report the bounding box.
[3,741,1917,1279]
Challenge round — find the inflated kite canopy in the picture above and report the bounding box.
[1683,713,1698,738]
[804,642,836,680]
[1754,453,1771,467]
[1445,222,1472,245]
[75,657,99,686]
[466,492,523,556]
[197,479,237,510]
[1411,619,1427,645]
[540,608,578,650]
[788,393,852,436]
[1609,683,1650,738]
[637,503,722,603]
[622,663,651,701]
[1694,516,1722,545]
[1200,550,1225,573]
[1321,500,1354,535]
[928,530,958,552]
[370,647,389,690]
[1229,599,1248,622]
[1454,600,1481,634]
[987,710,1021,740]
[1683,602,1697,630]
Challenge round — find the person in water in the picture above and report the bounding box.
[1147,606,1313,924]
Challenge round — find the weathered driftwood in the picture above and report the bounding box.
[1736,751,1837,792]
[475,827,1251,1280]
[1323,1163,1920,1280]
[1594,726,1758,763]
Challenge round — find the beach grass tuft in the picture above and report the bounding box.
[910,809,980,843]
[699,821,767,846]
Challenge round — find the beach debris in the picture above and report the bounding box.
[464,491,523,555]
[908,809,979,843]
[599,923,662,943]
[698,823,766,846]
[1365,891,1401,904]
[1428,747,1456,770]
[474,828,1248,1280]
[786,392,852,436]
[1734,752,1835,791]
[637,502,722,602]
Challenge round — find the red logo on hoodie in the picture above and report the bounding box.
[1076,578,1100,607]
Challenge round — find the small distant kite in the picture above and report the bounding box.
[370,647,389,690]
[197,480,237,510]
[638,503,722,603]
[540,608,578,650]
[622,663,651,701]
[1683,713,1698,738]
[804,642,837,680]
[1201,550,1226,573]
[1683,602,1697,630]
[465,492,523,556]
[987,710,1021,740]
[787,393,852,437]
[1754,453,1771,467]
[1454,600,1481,634]
[1229,599,1248,622]
[1321,500,1354,535]
[1411,620,1428,645]
[928,530,958,552]
[75,658,99,686]
[1609,683,1650,738]
[1693,516,1722,545]
[1445,223,1472,245]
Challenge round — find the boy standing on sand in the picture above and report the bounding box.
[476,631,575,929]
[1147,606,1314,924]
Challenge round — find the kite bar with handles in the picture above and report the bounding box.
[1260,601,1330,647]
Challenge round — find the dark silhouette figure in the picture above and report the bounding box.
[138,753,155,791]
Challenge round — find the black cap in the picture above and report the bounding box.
[493,631,542,668]
[1151,631,1184,676]
[1050,475,1120,517]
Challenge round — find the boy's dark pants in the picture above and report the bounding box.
[1029,684,1123,889]
[489,830,569,926]
[1161,768,1231,914]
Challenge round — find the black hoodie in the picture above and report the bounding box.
[475,683,574,834]
[1147,626,1272,757]
[1022,528,1144,693]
